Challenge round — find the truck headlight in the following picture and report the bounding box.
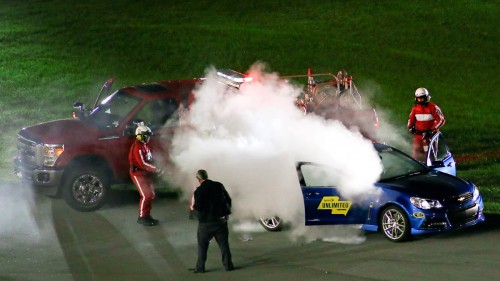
[43,144,64,166]
[410,197,443,210]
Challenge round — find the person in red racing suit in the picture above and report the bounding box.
[407,87,445,161]
[129,124,163,226]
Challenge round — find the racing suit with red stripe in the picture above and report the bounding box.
[128,139,160,218]
[407,101,445,161]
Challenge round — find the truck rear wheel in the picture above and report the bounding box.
[63,165,109,212]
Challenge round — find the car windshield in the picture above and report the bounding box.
[88,90,141,129]
[378,147,427,181]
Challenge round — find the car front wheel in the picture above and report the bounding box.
[380,206,410,242]
[63,165,109,212]
[259,216,282,231]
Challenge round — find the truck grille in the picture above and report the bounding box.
[17,134,39,167]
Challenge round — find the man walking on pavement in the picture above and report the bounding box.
[190,169,234,273]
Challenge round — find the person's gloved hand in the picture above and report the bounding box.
[409,127,416,134]
[422,130,435,138]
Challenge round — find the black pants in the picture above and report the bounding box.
[196,219,233,271]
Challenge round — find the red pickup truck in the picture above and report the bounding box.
[13,69,378,212]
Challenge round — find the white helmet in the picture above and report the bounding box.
[414,87,431,104]
[135,125,152,142]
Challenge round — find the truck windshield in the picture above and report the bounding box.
[89,90,141,129]
[378,148,427,181]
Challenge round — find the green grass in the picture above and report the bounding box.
[1,0,498,212]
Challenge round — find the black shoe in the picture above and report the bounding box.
[137,215,159,226]
[226,265,235,271]
[188,268,205,273]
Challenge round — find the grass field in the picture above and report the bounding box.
[0,0,498,212]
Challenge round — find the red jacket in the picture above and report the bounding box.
[407,102,445,133]
[128,139,158,175]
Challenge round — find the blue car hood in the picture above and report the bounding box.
[378,171,472,199]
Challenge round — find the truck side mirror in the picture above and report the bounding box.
[73,102,85,110]
[72,102,88,119]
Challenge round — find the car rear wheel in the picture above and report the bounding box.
[380,206,410,242]
[259,216,282,231]
[63,165,109,212]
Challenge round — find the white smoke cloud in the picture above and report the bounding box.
[0,184,42,244]
[169,63,383,243]
[354,78,413,153]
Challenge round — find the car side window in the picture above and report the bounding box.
[135,98,179,130]
[379,152,412,179]
[300,164,339,187]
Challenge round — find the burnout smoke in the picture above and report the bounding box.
[169,63,383,242]
[0,184,42,244]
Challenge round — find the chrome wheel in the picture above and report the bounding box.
[381,206,410,242]
[259,216,282,231]
[63,165,109,212]
[71,174,105,205]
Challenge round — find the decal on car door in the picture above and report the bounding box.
[317,196,351,215]
[299,162,369,225]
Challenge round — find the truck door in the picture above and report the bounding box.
[93,91,141,181]
[298,163,369,225]
[426,132,456,176]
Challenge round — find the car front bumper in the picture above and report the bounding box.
[409,197,485,235]
[361,196,486,236]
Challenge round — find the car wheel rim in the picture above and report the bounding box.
[382,209,406,240]
[72,174,104,205]
[260,217,281,229]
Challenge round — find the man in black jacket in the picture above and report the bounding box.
[190,169,234,273]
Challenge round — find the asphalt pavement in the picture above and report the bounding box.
[1,185,499,281]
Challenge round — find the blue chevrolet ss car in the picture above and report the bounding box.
[260,133,485,242]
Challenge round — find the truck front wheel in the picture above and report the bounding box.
[63,166,109,212]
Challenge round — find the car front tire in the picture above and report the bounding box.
[380,206,411,242]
